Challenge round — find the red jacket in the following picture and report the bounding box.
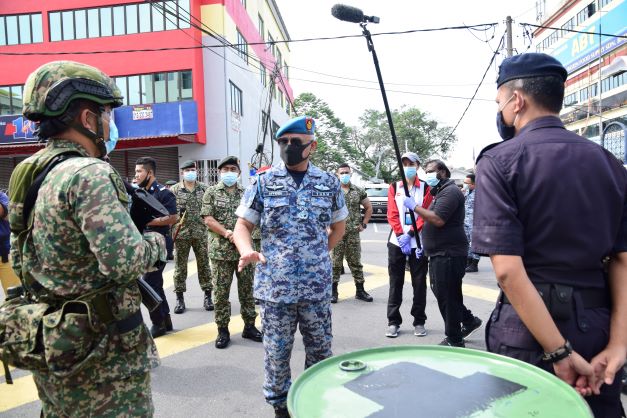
[387,178,433,236]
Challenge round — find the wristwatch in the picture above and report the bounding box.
[542,340,573,363]
[361,223,367,229]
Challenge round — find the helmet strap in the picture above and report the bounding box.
[69,108,107,158]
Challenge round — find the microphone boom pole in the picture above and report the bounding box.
[358,21,422,250]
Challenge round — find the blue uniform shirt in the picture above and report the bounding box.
[236,162,348,303]
[472,116,627,288]
[0,191,10,259]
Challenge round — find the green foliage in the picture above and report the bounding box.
[293,93,457,182]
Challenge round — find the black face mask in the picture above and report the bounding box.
[496,111,516,141]
[280,142,311,166]
[139,174,151,189]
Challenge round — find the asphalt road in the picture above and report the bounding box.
[1,223,625,417]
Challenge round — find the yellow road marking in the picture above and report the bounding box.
[0,262,498,412]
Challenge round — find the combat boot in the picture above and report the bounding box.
[215,327,230,349]
[204,290,214,311]
[465,259,479,273]
[174,292,185,314]
[164,314,173,332]
[331,283,338,304]
[150,322,167,338]
[242,324,263,342]
[274,405,289,418]
[355,283,373,302]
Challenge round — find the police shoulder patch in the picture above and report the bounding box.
[109,172,129,206]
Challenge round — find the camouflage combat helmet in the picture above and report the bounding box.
[23,60,123,121]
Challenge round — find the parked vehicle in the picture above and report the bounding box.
[363,183,389,221]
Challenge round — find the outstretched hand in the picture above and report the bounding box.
[238,250,267,272]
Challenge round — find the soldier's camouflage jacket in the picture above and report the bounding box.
[201,181,243,261]
[170,181,208,240]
[342,183,367,234]
[7,140,164,385]
[236,162,348,304]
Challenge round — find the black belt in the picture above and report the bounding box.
[501,285,610,309]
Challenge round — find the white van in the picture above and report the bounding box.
[363,183,389,220]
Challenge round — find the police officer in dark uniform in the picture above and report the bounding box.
[135,156,179,337]
[472,53,627,417]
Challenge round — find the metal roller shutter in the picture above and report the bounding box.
[109,147,180,184]
[0,156,27,192]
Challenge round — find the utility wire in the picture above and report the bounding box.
[520,22,627,39]
[445,33,506,142]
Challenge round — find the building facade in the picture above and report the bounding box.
[0,0,292,189]
[534,0,627,163]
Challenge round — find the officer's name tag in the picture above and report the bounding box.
[312,191,333,197]
[267,191,288,197]
[216,199,228,207]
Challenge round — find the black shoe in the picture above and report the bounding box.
[174,292,185,314]
[461,316,482,339]
[166,253,174,261]
[150,323,167,338]
[331,283,338,304]
[465,259,479,273]
[255,299,260,305]
[204,291,214,311]
[355,284,373,302]
[274,405,289,418]
[242,324,263,342]
[215,327,230,349]
[164,314,173,332]
[439,337,465,348]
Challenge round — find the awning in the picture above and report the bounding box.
[601,56,627,78]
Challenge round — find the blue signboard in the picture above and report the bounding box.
[0,115,37,144]
[0,100,199,146]
[550,0,627,73]
[114,101,199,139]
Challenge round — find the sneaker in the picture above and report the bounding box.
[461,316,483,339]
[413,325,427,337]
[439,337,465,348]
[385,325,399,338]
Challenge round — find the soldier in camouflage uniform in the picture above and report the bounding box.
[463,174,480,272]
[170,160,213,313]
[201,156,262,349]
[331,163,373,303]
[234,116,348,418]
[8,61,165,416]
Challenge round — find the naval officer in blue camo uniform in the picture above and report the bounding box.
[233,116,348,418]
[473,53,627,417]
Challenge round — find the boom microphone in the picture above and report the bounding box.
[331,4,380,24]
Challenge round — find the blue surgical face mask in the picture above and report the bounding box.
[339,174,351,184]
[183,171,197,182]
[425,172,440,187]
[105,113,119,155]
[221,172,238,187]
[496,94,517,141]
[404,166,417,179]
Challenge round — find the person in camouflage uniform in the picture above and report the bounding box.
[201,156,262,349]
[331,163,373,303]
[234,116,348,418]
[8,61,165,416]
[463,174,480,272]
[170,160,213,313]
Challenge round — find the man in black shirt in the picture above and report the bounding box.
[404,159,481,347]
[135,156,179,337]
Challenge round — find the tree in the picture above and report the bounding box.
[293,93,354,171]
[350,107,457,183]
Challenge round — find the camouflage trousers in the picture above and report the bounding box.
[331,231,364,284]
[463,224,480,260]
[253,238,261,253]
[211,259,256,328]
[34,372,153,417]
[260,300,332,409]
[174,235,212,293]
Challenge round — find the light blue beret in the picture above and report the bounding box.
[275,116,316,139]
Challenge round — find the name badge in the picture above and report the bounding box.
[312,191,333,197]
[267,190,288,197]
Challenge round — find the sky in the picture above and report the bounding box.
[273,0,560,168]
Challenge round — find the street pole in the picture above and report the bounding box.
[506,16,513,57]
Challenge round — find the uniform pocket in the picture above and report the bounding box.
[42,301,108,378]
[0,298,49,371]
[311,198,332,225]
